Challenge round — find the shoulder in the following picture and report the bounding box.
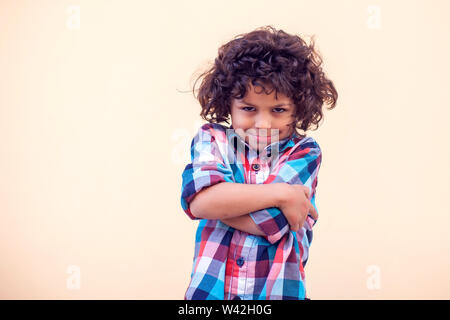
[195,123,229,143]
[288,135,322,160]
[299,136,321,152]
[190,123,230,151]
[199,123,228,134]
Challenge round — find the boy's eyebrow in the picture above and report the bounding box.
[241,99,292,108]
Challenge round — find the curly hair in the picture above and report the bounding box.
[192,25,338,134]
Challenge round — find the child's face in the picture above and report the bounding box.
[230,82,297,152]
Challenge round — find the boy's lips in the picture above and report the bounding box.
[248,134,272,142]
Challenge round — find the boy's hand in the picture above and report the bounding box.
[277,183,318,232]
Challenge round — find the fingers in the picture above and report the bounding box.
[309,201,318,220]
[302,186,311,199]
[291,205,317,232]
[301,185,317,220]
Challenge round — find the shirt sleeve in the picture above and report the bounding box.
[249,139,322,244]
[180,124,235,220]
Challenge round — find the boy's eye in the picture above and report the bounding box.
[241,106,287,113]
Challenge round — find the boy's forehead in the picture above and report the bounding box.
[233,93,293,106]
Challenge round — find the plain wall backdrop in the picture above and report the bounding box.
[1,0,449,299]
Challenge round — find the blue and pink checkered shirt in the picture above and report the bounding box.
[180,123,322,300]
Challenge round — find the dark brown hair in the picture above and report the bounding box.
[192,25,338,135]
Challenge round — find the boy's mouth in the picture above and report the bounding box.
[248,134,272,142]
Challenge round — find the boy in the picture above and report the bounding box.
[180,26,337,300]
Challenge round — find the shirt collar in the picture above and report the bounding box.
[227,125,298,155]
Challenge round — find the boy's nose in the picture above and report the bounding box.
[255,115,272,131]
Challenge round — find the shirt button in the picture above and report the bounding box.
[251,164,260,171]
[236,257,244,267]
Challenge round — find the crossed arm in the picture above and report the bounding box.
[190,182,286,236]
[221,215,266,236]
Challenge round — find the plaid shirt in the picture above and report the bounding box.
[180,123,322,300]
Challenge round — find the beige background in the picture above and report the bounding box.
[1,0,449,299]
